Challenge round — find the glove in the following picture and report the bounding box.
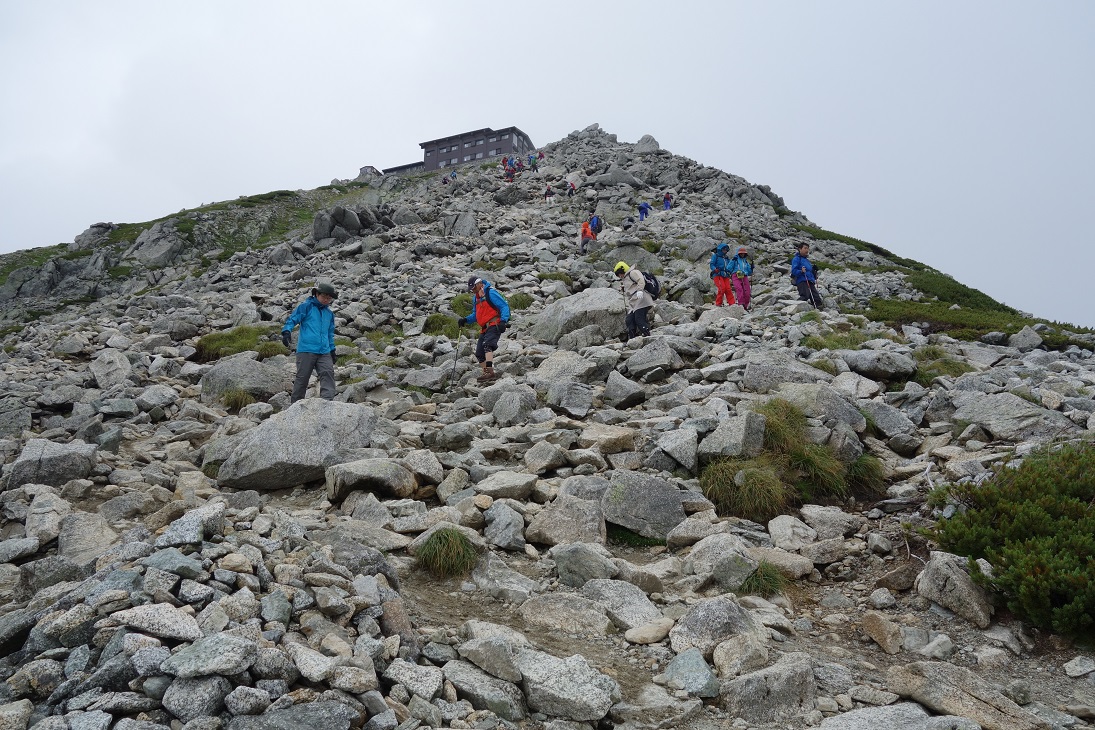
[281,331,291,348]
[329,350,337,358]
[499,321,508,334]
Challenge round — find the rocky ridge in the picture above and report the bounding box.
[0,123,1092,730]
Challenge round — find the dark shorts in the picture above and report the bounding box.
[475,325,502,362]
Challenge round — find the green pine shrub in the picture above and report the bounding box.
[931,443,1095,640]
[415,527,479,579]
[737,560,788,597]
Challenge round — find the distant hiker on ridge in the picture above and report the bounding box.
[729,245,753,310]
[461,277,510,382]
[282,282,338,402]
[614,261,655,340]
[637,201,652,222]
[709,242,736,307]
[791,242,824,308]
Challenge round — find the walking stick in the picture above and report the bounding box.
[450,333,462,386]
[801,266,821,309]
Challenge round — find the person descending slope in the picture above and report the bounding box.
[791,243,824,308]
[637,201,652,221]
[709,243,736,306]
[614,261,655,340]
[580,220,596,254]
[282,282,338,402]
[728,246,754,310]
[461,277,511,382]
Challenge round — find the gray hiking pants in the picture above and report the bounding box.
[291,352,335,402]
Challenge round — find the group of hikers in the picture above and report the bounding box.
[281,240,824,399]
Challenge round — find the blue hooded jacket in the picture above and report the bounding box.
[709,243,732,278]
[282,296,335,354]
[461,280,511,327]
[728,252,753,277]
[791,252,816,284]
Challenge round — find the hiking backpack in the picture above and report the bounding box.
[642,272,660,300]
[590,215,603,234]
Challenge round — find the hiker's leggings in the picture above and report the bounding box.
[475,325,502,362]
[797,281,824,308]
[626,307,652,338]
[732,275,751,309]
[292,352,335,402]
[714,276,735,306]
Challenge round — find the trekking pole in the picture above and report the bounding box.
[450,333,462,386]
[801,267,821,309]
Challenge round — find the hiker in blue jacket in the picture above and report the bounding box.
[790,243,824,308]
[461,277,511,382]
[637,201,652,222]
[709,243,735,306]
[728,246,754,310]
[282,282,338,402]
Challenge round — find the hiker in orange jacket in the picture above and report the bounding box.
[580,221,596,254]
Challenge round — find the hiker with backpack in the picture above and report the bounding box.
[282,282,338,402]
[544,185,555,205]
[614,261,656,340]
[637,201,652,222]
[567,181,576,197]
[709,242,736,307]
[729,245,754,310]
[580,220,596,254]
[589,213,604,236]
[663,191,673,211]
[460,277,511,382]
[791,243,824,308]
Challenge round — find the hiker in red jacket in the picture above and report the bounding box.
[580,221,596,254]
[663,191,673,210]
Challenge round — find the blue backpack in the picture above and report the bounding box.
[590,215,603,234]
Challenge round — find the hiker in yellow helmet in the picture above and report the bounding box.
[613,261,656,340]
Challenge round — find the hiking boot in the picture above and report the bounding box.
[477,371,497,382]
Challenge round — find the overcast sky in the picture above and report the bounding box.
[1,2,1092,327]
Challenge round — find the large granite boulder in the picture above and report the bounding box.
[952,392,1079,442]
[216,400,378,490]
[199,355,291,404]
[888,661,1048,730]
[8,439,97,489]
[600,471,687,540]
[532,288,626,345]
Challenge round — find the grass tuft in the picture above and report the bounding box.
[788,443,847,499]
[450,293,473,318]
[508,292,534,311]
[256,341,289,360]
[755,399,807,454]
[416,528,479,578]
[737,560,788,597]
[220,388,256,412]
[196,325,280,362]
[607,524,666,547]
[846,453,886,495]
[700,455,793,523]
[424,313,460,339]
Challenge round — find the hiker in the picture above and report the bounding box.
[450,170,457,180]
[530,159,539,173]
[637,201,652,221]
[791,243,824,308]
[663,191,673,210]
[461,277,510,382]
[614,262,654,339]
[622,216,636,231]
[580,220,596,254]
[589,212,603,236]
[441,175,449,186]
[567,181,576,197]
[709,243,736,307]
[537,150,545,161]
[282,282,338,402]
[544,185,555,205]
[729,246,754,310]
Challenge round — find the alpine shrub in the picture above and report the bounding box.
[415,527,479,579]
[932,443,1095,640]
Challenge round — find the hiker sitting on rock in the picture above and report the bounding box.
[791,243,824,308]
[461,277,510,382]
[282,282,338,402]
[709,242,736,307]
[729,245,754,310]
[614,261,654,340]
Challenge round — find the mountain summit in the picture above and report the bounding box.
[0,123,1091,729]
